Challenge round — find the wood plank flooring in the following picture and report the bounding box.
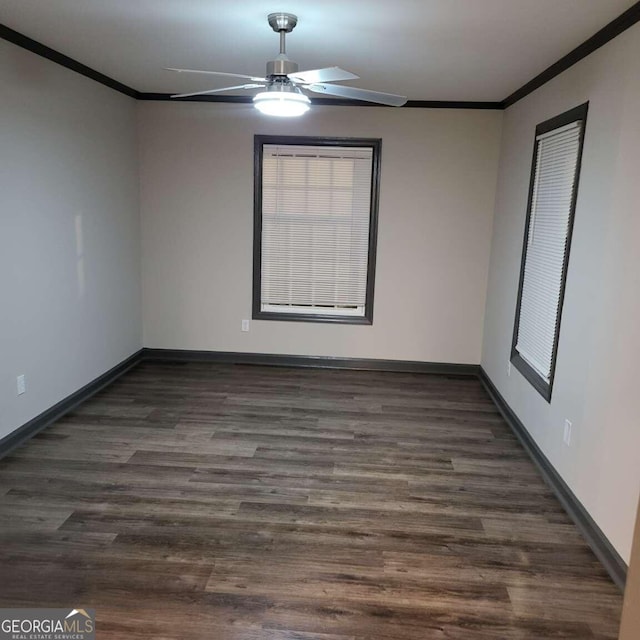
[0,361,623,639]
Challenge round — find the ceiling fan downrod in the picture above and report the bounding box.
[266,13,299,77]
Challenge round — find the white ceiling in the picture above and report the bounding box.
[1,0,635,101]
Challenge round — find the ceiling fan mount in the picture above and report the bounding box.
[165,12,407,114]
[267,12,298,34]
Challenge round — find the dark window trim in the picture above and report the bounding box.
[252,135,381,325]
[510,102,589,402]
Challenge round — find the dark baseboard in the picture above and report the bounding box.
[0,350,480,461]
[0,346,627,590]
[478,367,627,590]
[0,349,144,459]
[142,348,480,376]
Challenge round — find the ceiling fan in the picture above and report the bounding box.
[166,12,407,116]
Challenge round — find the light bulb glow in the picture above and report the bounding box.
[253,91,310,117]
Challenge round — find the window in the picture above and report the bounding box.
[511,103,588,401]
[253,136,381,324]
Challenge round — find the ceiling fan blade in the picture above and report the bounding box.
[288,66,359,84]
[171,84,265,99]
[165,68,266,82]
[306,83,407,106]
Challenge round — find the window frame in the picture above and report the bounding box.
[252,135,381,325]
[510,102,589,402]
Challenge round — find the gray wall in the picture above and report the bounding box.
[0,40,142,441]
[138,103,502,364]
[481,23,640,561]
[3,17,638,570]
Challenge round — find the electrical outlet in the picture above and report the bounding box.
[17,374,26,395]
[563,419,572,446]
[507,361,512,377]
[241,319,250,332]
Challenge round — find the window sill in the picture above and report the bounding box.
[510,351,552,402]
[252,310,372,325]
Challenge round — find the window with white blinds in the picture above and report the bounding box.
[511,104,587,400]
[254,137,380,323]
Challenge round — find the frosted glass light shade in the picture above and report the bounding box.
[253,91,310,117]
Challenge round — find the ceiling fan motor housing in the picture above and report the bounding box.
[266,55,298,77]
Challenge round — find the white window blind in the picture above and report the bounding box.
[260,144,373,315]
[515,121,582,381]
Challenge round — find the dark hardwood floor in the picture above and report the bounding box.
[0,361,623,639]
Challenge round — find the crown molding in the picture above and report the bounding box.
[503,0,640,107]
[137,92,503,109]
[2,2,640,109]
[0,23,138,98]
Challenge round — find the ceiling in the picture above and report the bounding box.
[1,0,636,101]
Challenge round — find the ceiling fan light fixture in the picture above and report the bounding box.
[168,12,406,109]
[253,90,310,117]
